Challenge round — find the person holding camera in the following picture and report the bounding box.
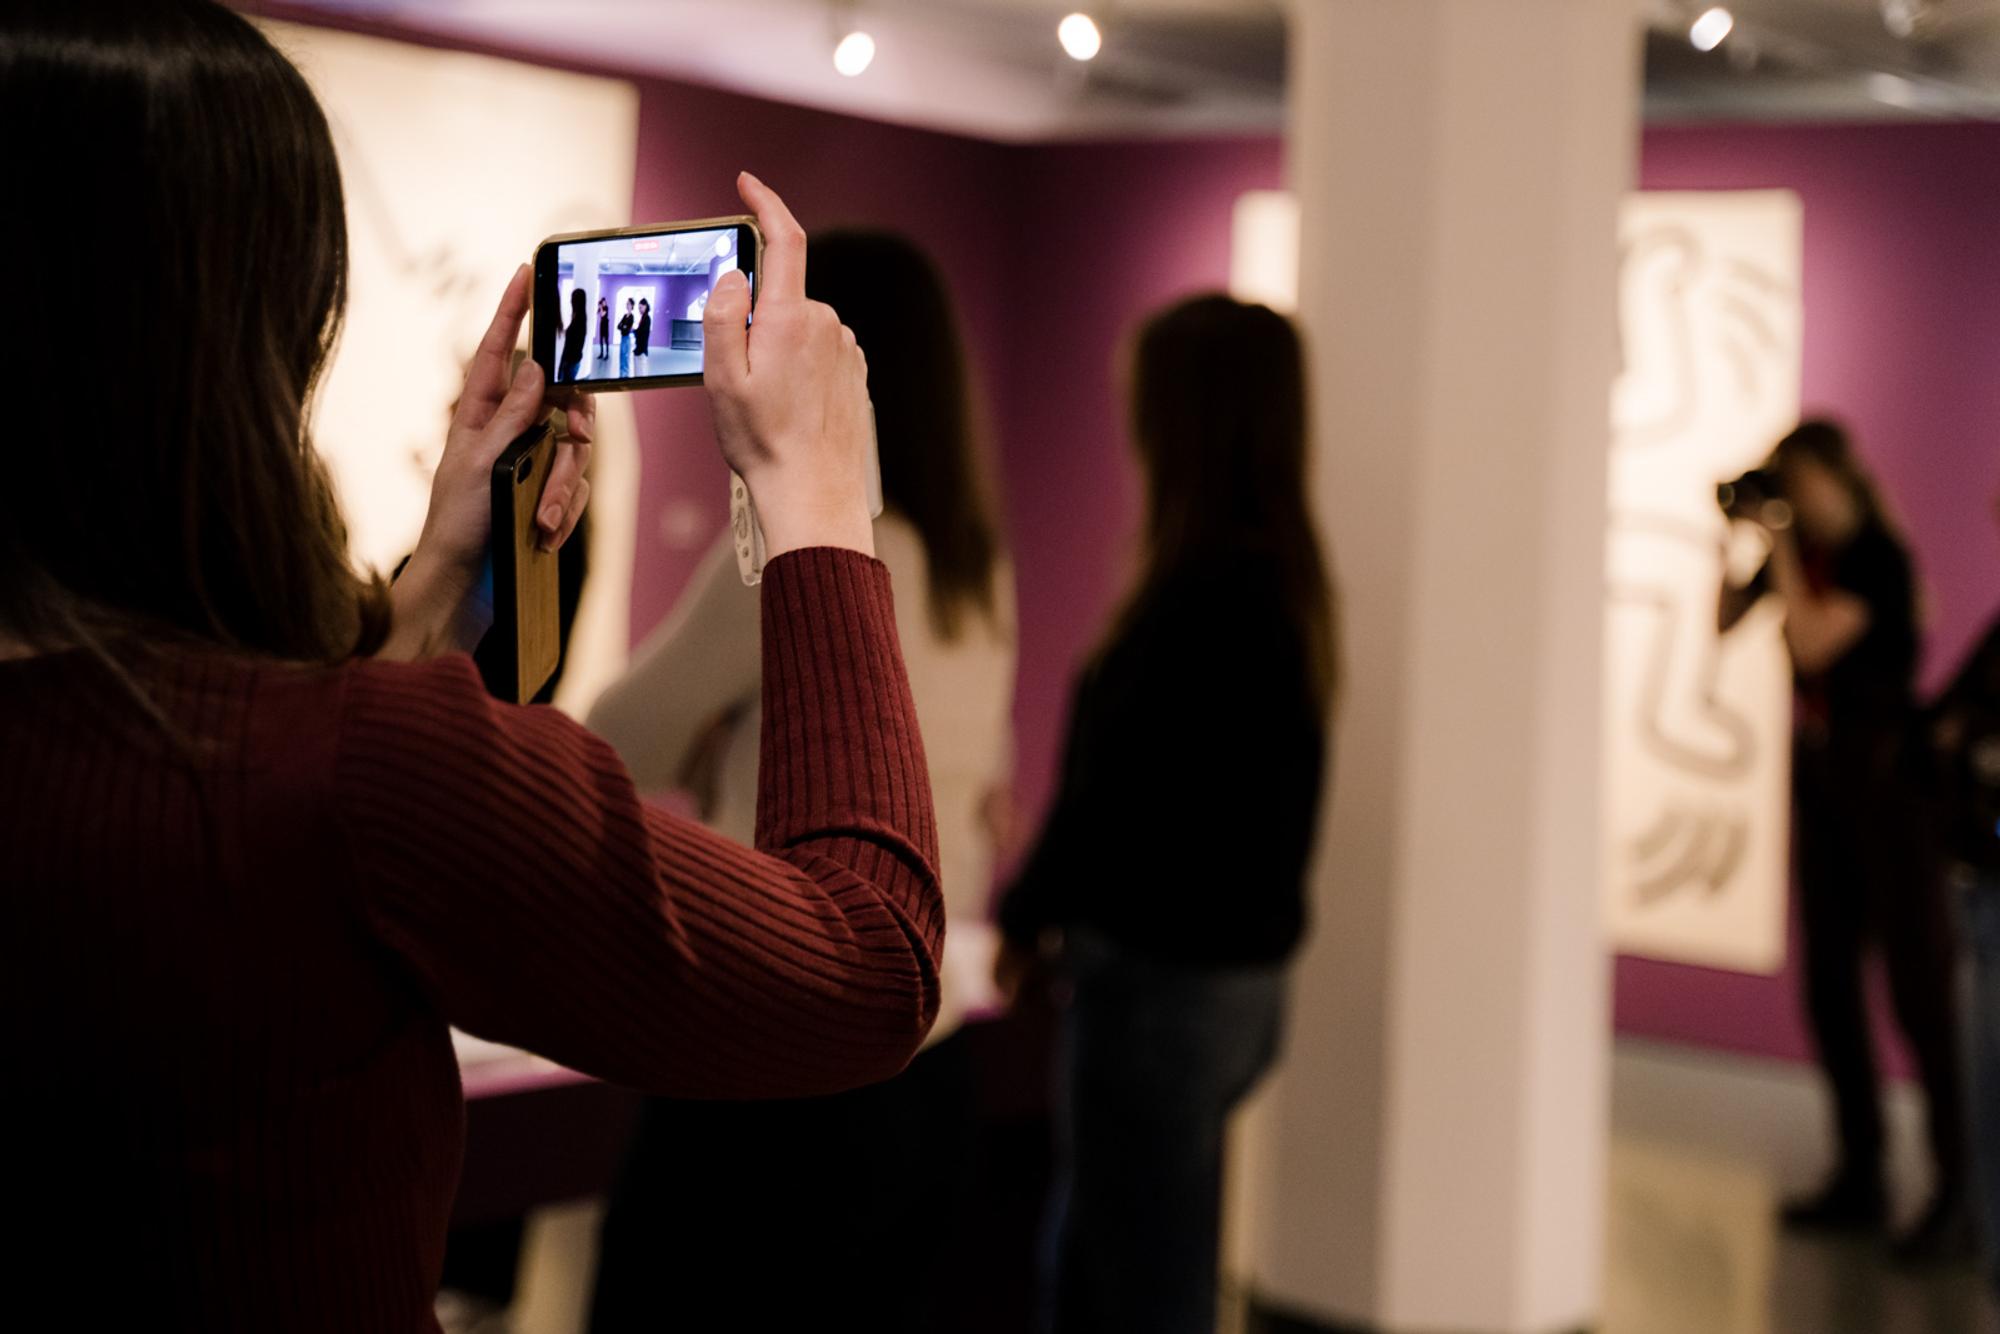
[1719,420,1970,1258]
[0,3,942,1330]
[1929,479,2000,1294]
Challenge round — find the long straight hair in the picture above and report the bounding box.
[1116,294,1337,714]
[1771,417,1899,541]
[805,230,1004,641]
[0,0,388,663]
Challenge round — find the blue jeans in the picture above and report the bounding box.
[1969,873,2000,1295]
[1043,929,1287,1334]
[618,333,631,377]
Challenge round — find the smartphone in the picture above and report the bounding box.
[532,217,762,391]
[479,418,562,704]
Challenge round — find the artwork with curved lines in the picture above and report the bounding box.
[1605,191,1802,975]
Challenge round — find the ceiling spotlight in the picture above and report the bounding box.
[1058,12,1102,62]
[833,29,875,77]
[1880,0,1928,39]
[1689,6,1735,51]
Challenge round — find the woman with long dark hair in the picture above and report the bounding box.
[594,294,610,360]
[1722,419,1970,1257]
[995,295,1335,1334]
[0,4,942,1329]
[586,230,1015,1333]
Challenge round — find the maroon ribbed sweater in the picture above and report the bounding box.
[0,549,940,1332]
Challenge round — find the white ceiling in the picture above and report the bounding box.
[277,0,2000,140]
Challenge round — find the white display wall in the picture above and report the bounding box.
[1229,188,1804,975]
[1604,191,1801,975]
[262,20,643,716]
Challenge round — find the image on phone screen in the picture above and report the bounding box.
[542,224,754,388]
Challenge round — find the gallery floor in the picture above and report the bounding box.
[563,347,702,383]
[443,1040,1999,1334]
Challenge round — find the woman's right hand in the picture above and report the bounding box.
[704,172,875,559]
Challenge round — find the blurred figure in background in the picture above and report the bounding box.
[585,230,1016,1333]
[995,295,1335,1334]
[1928,478,2000,1295]
[1719,419,1971,1258]
[559,286,587,384]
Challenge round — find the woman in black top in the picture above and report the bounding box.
[1721,419,1969,1256]
[997,295,1334,1334]
[594,295,609,360]
[558,287,587,384]
[634,297,652,360]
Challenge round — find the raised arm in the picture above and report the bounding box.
[1764,525,1871,675]
[336,547,940,1098]
[340,173,939,1097]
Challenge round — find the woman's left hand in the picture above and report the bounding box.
[386,265,595,660]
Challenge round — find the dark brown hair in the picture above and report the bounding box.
[0,0,388,662]
[1121,294,1337,713]
[1771,417,1894,537]
[805,230,1004,641]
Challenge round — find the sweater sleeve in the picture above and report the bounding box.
[334,548,942,1098]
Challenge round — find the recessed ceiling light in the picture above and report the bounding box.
[1881,0,1924,38]
[833,30,875,77]
[1689,6,1735,52]
[1058,13,1102,62]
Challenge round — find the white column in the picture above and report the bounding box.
[1247,2,1641,1330]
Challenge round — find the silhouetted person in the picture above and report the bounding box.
[559,286,587,384]
[594,295,609,360]
[616,297,634,377]
[1720,419,1970,1259]
[634,296,651,359]
[1929,477,2000,1294]
[995,295,1336,1334]
[587,231,1016,1334]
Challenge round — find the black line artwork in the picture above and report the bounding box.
[1615,223,1793,453]
[1608,204,1799,931]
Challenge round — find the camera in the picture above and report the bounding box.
[1715,467,1781,518]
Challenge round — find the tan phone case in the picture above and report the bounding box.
[483,418,561,704]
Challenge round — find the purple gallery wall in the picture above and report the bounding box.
[1618,123,2000,1068]
[255,5,1999,1071]
[617,85,1023,640]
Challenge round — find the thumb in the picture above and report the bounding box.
[704,270,751,386]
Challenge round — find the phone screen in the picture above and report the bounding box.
[537,222,756,390]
